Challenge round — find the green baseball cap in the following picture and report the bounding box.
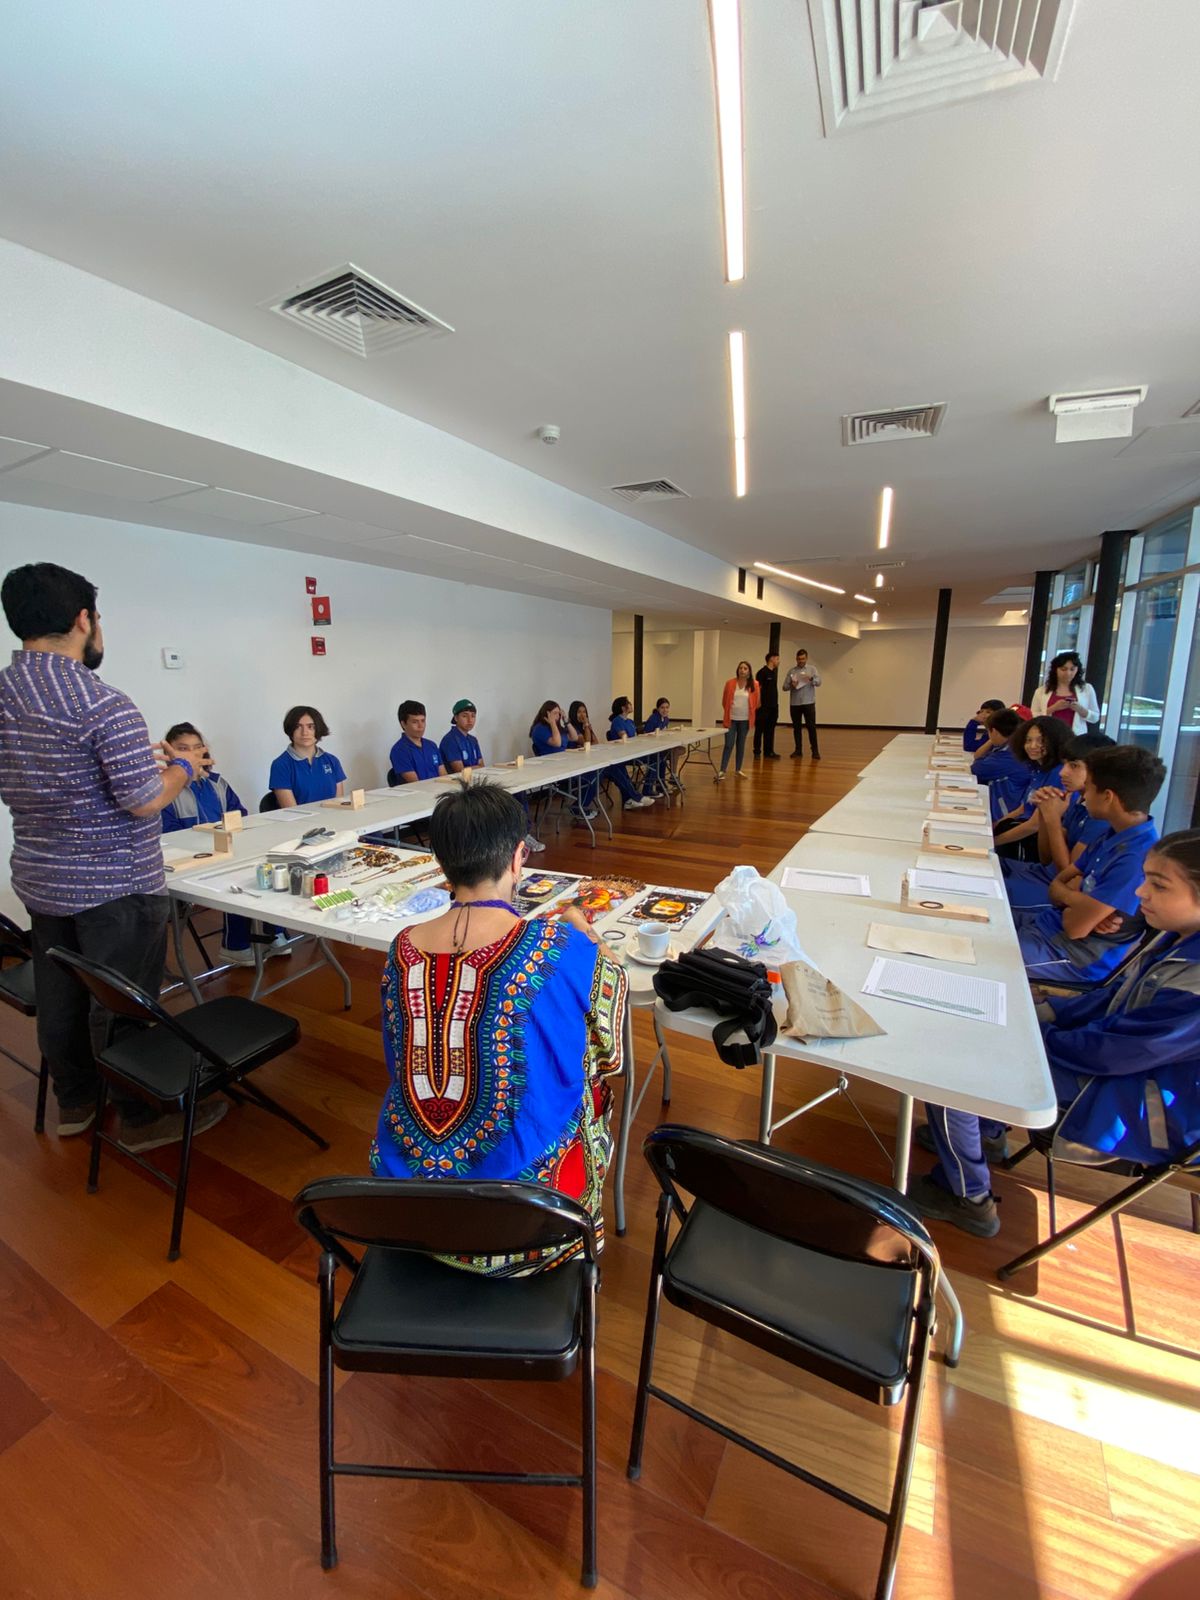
[452,699,476,716]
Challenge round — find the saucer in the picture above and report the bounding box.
[628,947,670,968]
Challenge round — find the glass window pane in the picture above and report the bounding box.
[1140,517,1191,580]
[1060,565,1088,606]
[1163,595,1200,831]
[1055,611,1081,653]
[1117,580,1182,751]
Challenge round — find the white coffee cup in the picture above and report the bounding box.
[637,925,671,961]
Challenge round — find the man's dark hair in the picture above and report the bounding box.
[796,648,808,656]
[764,652,779,664]
[2,562,97,641]
[1011,715,1072,771]
[165,721,203,746]
[429,781,525,889]
[397,699,426,725]
[283,705,330,741]
[1085,745,1166,813]
[986,708,1022,739]
[1063,731,1114,762]
[979,698,1005,714]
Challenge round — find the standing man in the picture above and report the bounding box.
[753,652,781,760]
[0,562,228,1147]
[784,648,822,760]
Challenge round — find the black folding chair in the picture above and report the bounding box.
[0,912,50,1132]
[997,1127,1200,1295]
[292,1176,600,1586]
[627,1126,939,1600]
[259,791,280,812]
[47,946,326,1259]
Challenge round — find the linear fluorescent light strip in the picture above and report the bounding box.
[708,0,745,283]
[729,330,747,497]
[878,486,893,550]
[853,593,873,604]
[754,560,844,596]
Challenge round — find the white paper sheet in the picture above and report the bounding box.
[862,956,1006,1024]
[867,922,976,964]
[909,868,1002,899]
[781,867,871,897]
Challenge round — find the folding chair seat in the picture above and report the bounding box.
[0,911,50,1132]
[293,1176,600,1586]
[627,1125,939,1600]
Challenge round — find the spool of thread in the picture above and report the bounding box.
[272,864,290,891]
[255,863,274,891]
[289,864,305,895]
[302,870,317,896]
[313,873,329,896]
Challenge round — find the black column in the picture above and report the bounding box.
[768,620,781,657]
[632,613,644,725]
[924,589,952,733]
[1021,570,1055,707]
[1085,531,1129,707]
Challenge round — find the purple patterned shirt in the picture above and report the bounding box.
[0,650,165,915]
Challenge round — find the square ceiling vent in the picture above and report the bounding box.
[806,1,1078,136]
[610,480,689,502]
[842,404,946,445]
[265,264,454,357]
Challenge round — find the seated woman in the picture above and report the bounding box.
[605,696,655,808]
[269,706,346,807]
[991,714,1072,860]
[369,782,628,1275]
[162,722,288,967]
[911,830,1200,1237]
[533,700,596,821]
[642,695,672,790]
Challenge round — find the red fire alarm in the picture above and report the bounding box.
[311,636,326,657]
[305,576,317,595]
[311,595,331,626]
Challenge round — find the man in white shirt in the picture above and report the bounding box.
[783,649,822,760]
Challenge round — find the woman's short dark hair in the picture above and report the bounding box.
[1011,715,1072,771]
[531,700,559,735]
[1,562,97,641]
[655,696,670,710]
[165,721,202,746]
[1063,731,1114,761]
[283,705,329,741]
[611,696,630,719]
[430,781,525,889]
[1084,745,1166,813]
[1045,651,1086,691]
[987,708,1022,739]
[397,699,425,724]
[1150,830,1200,897]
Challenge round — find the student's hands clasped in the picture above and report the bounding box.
[1033,785,1069,822]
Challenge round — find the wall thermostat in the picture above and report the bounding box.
[161,648,183,670]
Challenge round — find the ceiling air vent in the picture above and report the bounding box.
[842,405,946,446]
[806,1,1079,137]
[265,263,454,358]
[610,480,689,502]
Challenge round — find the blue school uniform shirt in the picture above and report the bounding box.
[608,715,637,742]
[974,743,1028,819]
[962,718,990,753]
[644,709,670,733]
[1018,763,1064,817]
[269,747,345,804]
[439,727,483,770]
[1064,792,1110,854]
[389,735,442,782]
[531,722,566,756]
[1026,816,1159,960]
[161,773,246,833]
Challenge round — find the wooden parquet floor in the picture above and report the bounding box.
[2,730,1198,1600]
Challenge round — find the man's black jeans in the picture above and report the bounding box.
[790,703,820,756]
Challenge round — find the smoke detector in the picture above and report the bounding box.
[537,424,561,445]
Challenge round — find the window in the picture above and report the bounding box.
[1139,516,1191,580]
[1116,580,1181,752]
[1162,592,1200,830]
[1060,563,1089,606]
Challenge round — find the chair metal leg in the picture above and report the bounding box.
[169,897,205,1006]
[653,1013,672,1105]
[1000,1139,1035,1172]
[167,1089,200,1261]
[318,1254,339,1570]
[34,1054,49,1134]
[580,1265,598,1588]
[86,1079,109,1192]
[1045,1152,1057,1238]
[997,1162,1187,1280]
[1191,1191,1200,1235]
[627,1196,670,1479]
[875,1306,935,1600]
[237,1078,329,1150]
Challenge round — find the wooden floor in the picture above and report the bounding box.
[2,729,1198,1600]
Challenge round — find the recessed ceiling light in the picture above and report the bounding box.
[878,486,893,549]
[872,609,879,623]
[853,593,872,604]
[754,559,845,596]
[874,571,884,589]
[729,330,747,497]
[708,0,745,284]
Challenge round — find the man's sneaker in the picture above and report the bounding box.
[524,833,546,854]
[118,1098,229,1155]
[915,1121,1009,1163]
[909,1174,1000,1239]
[58,1103,96,1138]
[218,945,256,967]
[623,798,643,810]
[637,795,656,807]
[267,933,293,961]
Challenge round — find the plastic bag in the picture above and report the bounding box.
[711,865,807,968]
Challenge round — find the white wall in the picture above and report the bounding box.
[0,504,611,914]
[817,626,1026,727]
[611,627,695,721]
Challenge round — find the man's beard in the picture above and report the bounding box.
[82,624,103,672]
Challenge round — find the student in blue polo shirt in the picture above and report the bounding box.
[165,721,289,967]
[642,695,672,792]
[1013,744,1165,984]
[270,706,346,806]
[970,707,1029,821]
[606,696,655,809]
[390,700,445,784]
[531,700,597,822]
[963,699,1004,754]
[439,699,484,773]
[992,715,1072,859]
[1004,733,1114,908]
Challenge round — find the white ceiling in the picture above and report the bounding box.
[2,0,1200,624]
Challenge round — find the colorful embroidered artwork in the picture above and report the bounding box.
[574,875,643,924]
[620,888,709,931]
[512,870,580,916]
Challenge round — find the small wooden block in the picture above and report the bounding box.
[221,810,243,832]
[515,754,525,768]
[928,804,986,820]
[350,788,365,809]
[900,880,989,923]
[920,838,991,860]
[211,829,235,856]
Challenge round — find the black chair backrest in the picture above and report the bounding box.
[386,769,401,788]
[0,911,32,966]
[644,1124,939,1277]
[260,791,280,813]
[293,1175,597,1266]
[46,946,233,1070]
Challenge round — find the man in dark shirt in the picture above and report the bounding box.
[753,652,781,760]
[0,562,226,1148]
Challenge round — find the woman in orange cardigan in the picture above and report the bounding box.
[717,660,760,780]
